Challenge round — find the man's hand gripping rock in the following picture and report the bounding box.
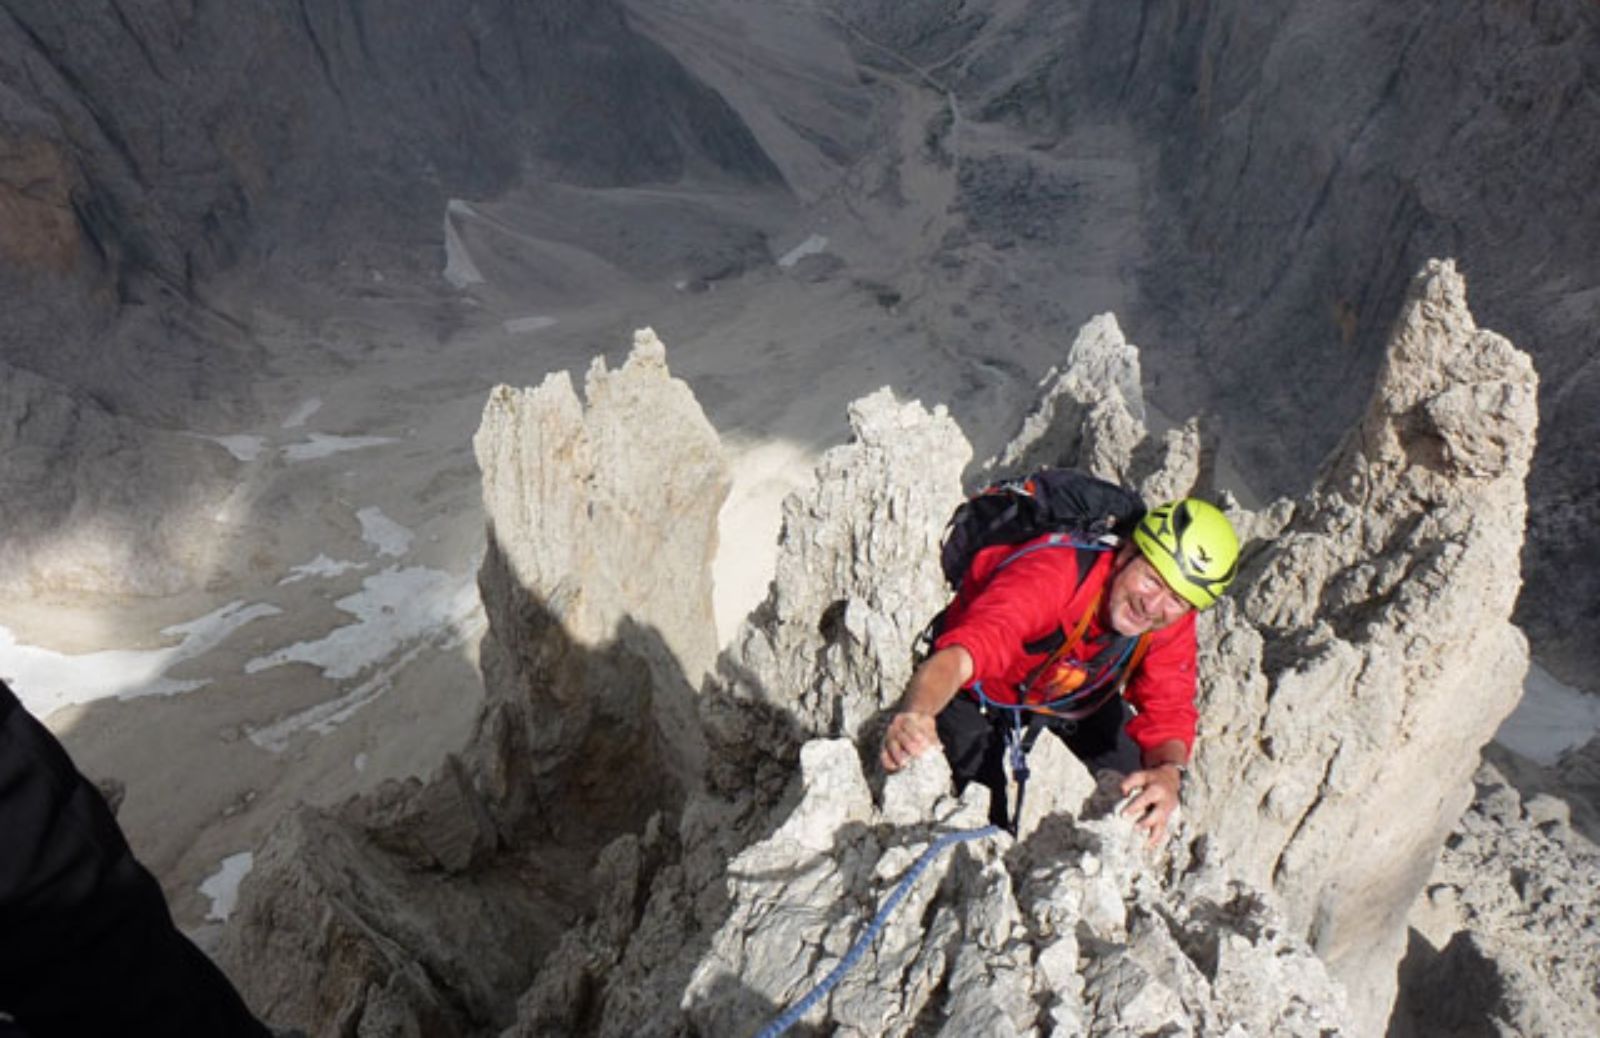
[880,710,940,772]
[1119,762,1184,846]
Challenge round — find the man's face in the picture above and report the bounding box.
[1107,554,1194,636]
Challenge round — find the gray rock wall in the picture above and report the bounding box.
[474,328,727,838]
[509,364,1351,1038]
[1185,261,1538,1035]
[1069,0,1600,682]
[701,388,967,797]
[220,331,729,1034]
[970,260,1537,1036]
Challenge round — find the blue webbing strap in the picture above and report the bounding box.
[751,824,1003,1038]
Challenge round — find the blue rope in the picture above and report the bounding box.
[751,825,1002,1038]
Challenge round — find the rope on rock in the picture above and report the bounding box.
[751,824,1002,1038]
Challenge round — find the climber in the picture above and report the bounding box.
[0,680,277,1037]
[879,498,1240,845]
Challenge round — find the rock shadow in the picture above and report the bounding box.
[212,525,817,1037]
[1387,927,1504,1038]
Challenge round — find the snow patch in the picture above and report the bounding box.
[279,555,365,585]
[503,316,558,334]
[206,435,268,462]
[245,568,482,751]
[777,233,829,268]
[283,434,396,461]
[244,567,476,681]
[0,601,282,716]
[199,852,254,922]
[1497,662,1600,765]
[358,508,413,557]
[282,398,323,429]
[443,199,485,288]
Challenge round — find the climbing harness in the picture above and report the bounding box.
[751,824,1002,1038]
[974,632,1146,836]
[961,568,1150,835]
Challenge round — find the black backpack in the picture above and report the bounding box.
[939,469,1146,590]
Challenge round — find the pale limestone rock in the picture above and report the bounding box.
[489,325,1349,1036]
[1011,727,1098,839]
[665,733,1344,1038]
[990,313,1147,482]
[1135,417,1204,505]
[880,738,957,827]
[1183,261,1538,1034]
[468,328,727,844]
[474,327,726,682]
[985,312,1203,505]
[227,269,1565,1037]
[700,387,967,796]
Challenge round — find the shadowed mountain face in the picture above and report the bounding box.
[0,0,777,398]
[1065,1,1600,682]
[0,0,779,595]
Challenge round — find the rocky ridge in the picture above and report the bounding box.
[1392,749,1600,1038]
[219,261,1546,1036]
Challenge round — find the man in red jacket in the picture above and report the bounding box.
[880,498,1240,844]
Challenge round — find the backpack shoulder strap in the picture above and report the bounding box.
[1015,586,1102,701]
[990,533,1111,578]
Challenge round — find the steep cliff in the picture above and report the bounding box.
[1185,262,1538,1034]
[218,332,730,1034]
[219,260,1559,1037]
[962,259,1541,1035]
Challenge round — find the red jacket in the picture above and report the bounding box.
[932,534,1199,754]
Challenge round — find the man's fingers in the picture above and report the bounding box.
[1122,787,1156,820]
[881,714,939,773]
[1119,772,1177,846]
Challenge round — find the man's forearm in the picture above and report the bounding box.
[882,646,974,772]
[900,645,974,717]
[1140,739,1190,771]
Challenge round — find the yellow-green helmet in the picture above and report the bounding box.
[1131,498,1240,610]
